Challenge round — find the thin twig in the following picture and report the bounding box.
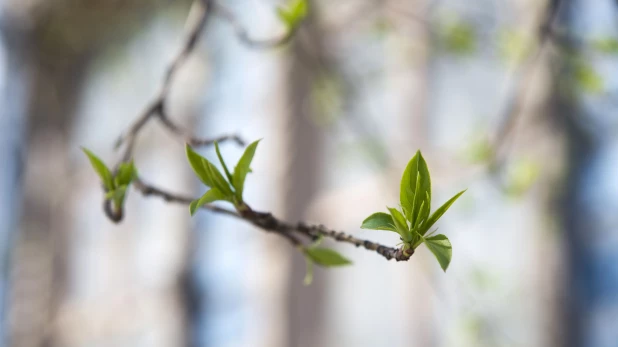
[156,110,246,147]
[212,2,297,48]
[489,0,563,169]
[114,0,211,153]
[132,178,411,262]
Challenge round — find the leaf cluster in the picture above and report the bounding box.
[361,151,465,271]
[82,148,137,213]
[186,140,260,215]
[185,140,352,284]
[276,0,307,31]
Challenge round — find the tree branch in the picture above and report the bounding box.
[97,0,410,262]
[212,2,297,48]
[489,0,564,170]
[112,0,245,165]
[132,177,412,262]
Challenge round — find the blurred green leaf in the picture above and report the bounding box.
[232,139,260,201]
[440,20,476,56]
[505,159,540,197]
[574,62,604,94]
[189,188,230,216]
[186,145,234,197]
[311,74,343,127]
[387,207,412,242]
[423,190,466,233]
[82,148,114,190]
[465,136,494,163]
[115,161,136,187]
[498,29,533,64]
[371,17,394,37]
[110,185,128,211]
[592,37,618,54]
[304,247,352,267]
[400,150,431,226]
[424,234,452,271]
[361,212,397,232]
[277,0,307,30]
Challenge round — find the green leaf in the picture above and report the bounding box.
[214,141,233,184]
[82,148,114,190]
[423,190,466,233]
[277,0,307,29]
[592,37,618,54]
[574,62,604,94]
[115,161,137,187]
[441,20,476,56]
[387,207,412,242]
[232,140,260,201]
[186,145,234,196]
[360,212,397,232]
[304,247,352,267]
[424,234,452,271]
[303,256,314,286]
[400,150,431,226]
[414,200,426,230]
[110,185,128,210]
[498,29,533,65]
[189,188,230,216]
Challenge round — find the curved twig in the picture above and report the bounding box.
[212,2,297,48]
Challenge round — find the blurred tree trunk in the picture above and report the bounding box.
[0,25,31,347]
[1,2,192,346]
[4,20,92,347]
[554,0,618,346]
[283,4,327,347]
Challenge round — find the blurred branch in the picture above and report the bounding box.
[212,2,297,48]
[133,178,413,261]
[114,0,233,163]
[114,0,301,166]
[489,0,563,170]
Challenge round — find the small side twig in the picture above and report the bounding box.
[114,0,211,154]
[156,111,245,147]
[212,2,297,48]
[489,0,563,170]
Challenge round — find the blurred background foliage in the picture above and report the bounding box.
[1,0,618,347]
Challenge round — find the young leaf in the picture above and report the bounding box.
[186,145,234,196]
[110,185,128,210]
[593,37,618,54]
[303,256,314,286]
[441,20,477,56]
[400,150,431,226]
[387,207,412,242]
[115,161,136,187]
[414,200,426,230]
[214,141,233,184]
[360,212,396,232]
[232,140,260,201]
[423,190,466,233]
[82,148,114,190]
[574,62,604,94]
[424,234,452,271]
[304,247,352,267]
[277,0,307,29]
[189,188,230,216]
